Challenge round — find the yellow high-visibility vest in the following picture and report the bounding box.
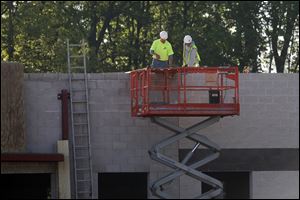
[183,44,201,66]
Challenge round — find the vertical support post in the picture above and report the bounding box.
[163,71,167,103]
[57,140,71,199]
[136,73,139,114]
[166,70,170,103]
[183,67,187,110]
[220,73,224,104]
[235,66,240,114]
[146,68,150,111]
[58,89,70,140]
[131,72,138,116]
[142,72,146,111]
[177,68,181,104]
[130,73,134,116]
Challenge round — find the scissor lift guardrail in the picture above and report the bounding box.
[130,66,240,199]
[130,66,239,117]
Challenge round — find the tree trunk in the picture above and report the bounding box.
[287,29,294,73]
[134,19,141,68]
[271,2,298,73]
[7,1,14,61]
[95,16,112,55]
[87,2,98,72]
[127,16,133,69]
[183,1,188,31]
[87,2,115,72]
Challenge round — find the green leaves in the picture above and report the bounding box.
[1,1,299,73]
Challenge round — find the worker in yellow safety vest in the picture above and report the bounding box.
[182,35,201,67]
[150,31,174,68]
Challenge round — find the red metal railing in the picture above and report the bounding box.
[130,66,240,117]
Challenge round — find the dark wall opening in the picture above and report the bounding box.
[98,172,148,199]
[1,173,51,199]
[202,172,250,199]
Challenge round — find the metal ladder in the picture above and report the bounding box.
[148,116,223,199]
[67,39,93,199]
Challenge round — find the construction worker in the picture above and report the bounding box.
[150,31,174,68]
[182,35,201,67]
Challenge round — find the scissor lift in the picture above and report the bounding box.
[130,66,240,199]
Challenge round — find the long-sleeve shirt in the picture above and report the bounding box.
[183,42,200,67]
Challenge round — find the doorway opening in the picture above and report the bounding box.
[1,173,51,199]
[98,172,148,199]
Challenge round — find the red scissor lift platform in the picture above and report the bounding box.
[130,66,240,198]
[130,66,240,117]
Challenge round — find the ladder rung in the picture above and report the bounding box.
[70,55,84,58]
[75,145,89,148]
[76,168,90,171]
[76,156,89,160]
[72,89,86,92]
[71,78,85,81]
[71,66,85,69]
[77,179,91,182]
[73,112,87,114]
[72,99,87,103]
[72,100,87,103]
[69,44,82,47]
[77,191,91,194]
[74,122,88,125]
[75,134,88,137]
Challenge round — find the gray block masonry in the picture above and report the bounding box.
[23,72,299,199]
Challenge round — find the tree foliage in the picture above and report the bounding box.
[1,1,299,73]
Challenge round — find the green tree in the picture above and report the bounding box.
[1,1,299,73]
[265,1,299,73]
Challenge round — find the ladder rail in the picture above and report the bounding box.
[82,40,94,198]
[67,39,79,199]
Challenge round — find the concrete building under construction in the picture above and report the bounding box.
[1,59,299,199]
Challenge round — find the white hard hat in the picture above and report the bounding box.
[184,35,192,43]
[160,31,168,40]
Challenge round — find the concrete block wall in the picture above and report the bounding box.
[179,73,299,199]
[24,73,179,199]
[179,73,299,149]
[24,73,68,153]
[252,171,299,199]
[87,73,179,198]
[23,72,299,199]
